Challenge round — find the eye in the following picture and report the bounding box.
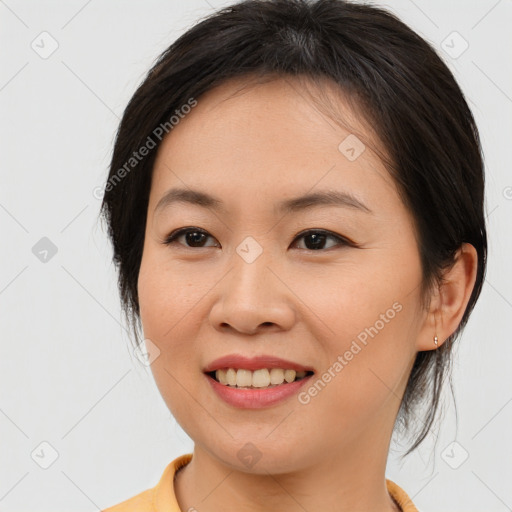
[291,229,353,251]
[163,227,219,248]
[163,227,355,251]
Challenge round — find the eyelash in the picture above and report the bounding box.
[162,227,357,251]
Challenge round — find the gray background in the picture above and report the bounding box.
[1,0,511,510]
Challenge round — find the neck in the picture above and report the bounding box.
[174,414,401,512]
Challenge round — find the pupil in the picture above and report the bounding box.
[186,231,205,247]
[306,233,325,250]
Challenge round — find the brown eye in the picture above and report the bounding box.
[164,227,219,248]
[163,227,355,251]
[292,230,354,251]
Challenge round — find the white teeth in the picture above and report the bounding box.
[217,368,228,385]
[252,369,270,388]
[269,368,285,385]
[284,369,296,383]
[213,368,310,388]
[236,369,252,387]
[226,368,237,386]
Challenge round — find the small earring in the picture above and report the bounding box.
[433,335,438,347]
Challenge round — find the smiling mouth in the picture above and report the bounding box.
[206,368,315,389]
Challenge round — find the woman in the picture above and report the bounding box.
[100,0,487,510]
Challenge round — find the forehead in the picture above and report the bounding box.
[149,76,397,214]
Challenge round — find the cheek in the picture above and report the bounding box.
[137,249,208,423]
[137,251,198,391]
[294,247,422,427]
[138,246,212,340]
[291,248,419,345]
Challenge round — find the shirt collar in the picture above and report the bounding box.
[154,453,419,512]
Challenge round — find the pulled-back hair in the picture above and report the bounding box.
[100,0,487,456]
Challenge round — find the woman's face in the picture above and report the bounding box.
[138,77,430,473]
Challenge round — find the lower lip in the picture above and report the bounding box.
[205,373,314,409]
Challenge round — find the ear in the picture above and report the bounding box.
[416,243,478,352]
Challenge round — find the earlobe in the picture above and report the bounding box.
[417,243,478,352]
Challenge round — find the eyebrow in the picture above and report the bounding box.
[154,187,372,216]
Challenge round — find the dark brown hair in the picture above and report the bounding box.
[99,0,487,457]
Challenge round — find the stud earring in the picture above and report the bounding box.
[433,335,438,348]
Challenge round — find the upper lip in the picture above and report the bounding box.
[203,354,315,373]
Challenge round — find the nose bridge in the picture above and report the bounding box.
[210,235,295,333]
[229,235,276,306]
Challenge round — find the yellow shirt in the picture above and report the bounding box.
[102,453,419,512]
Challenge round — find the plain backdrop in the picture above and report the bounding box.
[1,0,511,511]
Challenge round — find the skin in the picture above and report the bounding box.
[137,76,478,512]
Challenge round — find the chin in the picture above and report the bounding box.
[203,435,317,475]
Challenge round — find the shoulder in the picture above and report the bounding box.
[386,479,419,512]
[101,488,155,512]
[101,453,193,512]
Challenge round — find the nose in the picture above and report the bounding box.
[209,247,296,335]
